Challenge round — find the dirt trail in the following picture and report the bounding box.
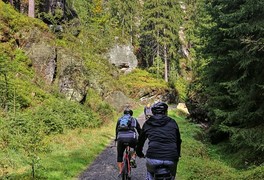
[79,104,188,180]
[79,113,147,180]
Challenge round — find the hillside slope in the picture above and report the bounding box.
[0,1,174,177]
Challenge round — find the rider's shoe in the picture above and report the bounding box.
[130,158,137,168]
[117,173,122,179]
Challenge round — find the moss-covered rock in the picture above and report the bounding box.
[27,41,56,85]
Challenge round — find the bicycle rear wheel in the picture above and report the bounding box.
[121,158,131,180]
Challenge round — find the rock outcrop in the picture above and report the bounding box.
[24,29,89,103]
[27,42,57,85]
[107,44,138,73]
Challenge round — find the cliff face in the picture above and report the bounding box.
[0,1,176,113]
[27,38,139,107]
[27,39,89,102]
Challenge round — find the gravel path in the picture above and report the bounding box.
[79,113,148,180]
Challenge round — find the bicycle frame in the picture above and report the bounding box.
[121,145,132,180]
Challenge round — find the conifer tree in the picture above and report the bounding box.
[193,0,264,165]
[109,0,141,44]
[139,0,182,82]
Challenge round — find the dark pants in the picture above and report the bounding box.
[117,141,136,162]
[146,158,178,180]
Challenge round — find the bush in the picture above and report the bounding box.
[86,89,115,123]
[119,69,168,98]
[31,98,101,134]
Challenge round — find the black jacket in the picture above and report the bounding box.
[136,114,181,161]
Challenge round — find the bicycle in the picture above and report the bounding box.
[145,115,151,121]
[120,142,133,180]
[154,165,173,180]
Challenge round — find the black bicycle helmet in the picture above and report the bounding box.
[151,102,168,115]
[124,108,133,116]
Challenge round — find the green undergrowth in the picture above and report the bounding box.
[1,120,116,180]
[0,106,142,179]
[170,109,264,180]
[2,107,263,179]
[0,1,47,32]
[119,69,169,99]
[174,76,188,102]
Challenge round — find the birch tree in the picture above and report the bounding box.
[28,0,35,17]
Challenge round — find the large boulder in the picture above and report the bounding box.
[107,44,138,73]
[59,65,89,102]
[27,42,57,85]
[25,34,89,103]
[56,49,89,102]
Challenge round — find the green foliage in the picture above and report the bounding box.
[147,56,164,79]
[119,69,168,98]
[0,112,48,179]
[39,10,63,25]
[0,48,49,111]
[187,0,264,166]
[138,0,182,82]
[0,118,116,179]
[34,99,101,134]
[109,0,142,45]
[86,89,115,123]
[0,1,47,32]
[0,97,101,178]
[175,76,188,101]
[169,109,264,179]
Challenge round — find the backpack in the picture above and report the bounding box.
[118,114,133,131]
[117,115,138,144]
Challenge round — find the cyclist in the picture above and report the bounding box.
[144,103,153,120]
[136,102,182,180]
[115,108,141,178]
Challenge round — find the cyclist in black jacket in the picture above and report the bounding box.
[136,102,182,180]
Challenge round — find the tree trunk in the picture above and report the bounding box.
[156,30,160,78]
[164,43,168,82]
[130,18,133,44]
[28,0,35,18]
[164,28,168,82]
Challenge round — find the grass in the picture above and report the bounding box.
[0,106,144,179]
[170,109,264,180]
[2,119,116,179]
[36,107,143,180]
[39,119,116,180]
[2,107,264,179]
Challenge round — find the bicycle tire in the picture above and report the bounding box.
[121,158,128,180]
